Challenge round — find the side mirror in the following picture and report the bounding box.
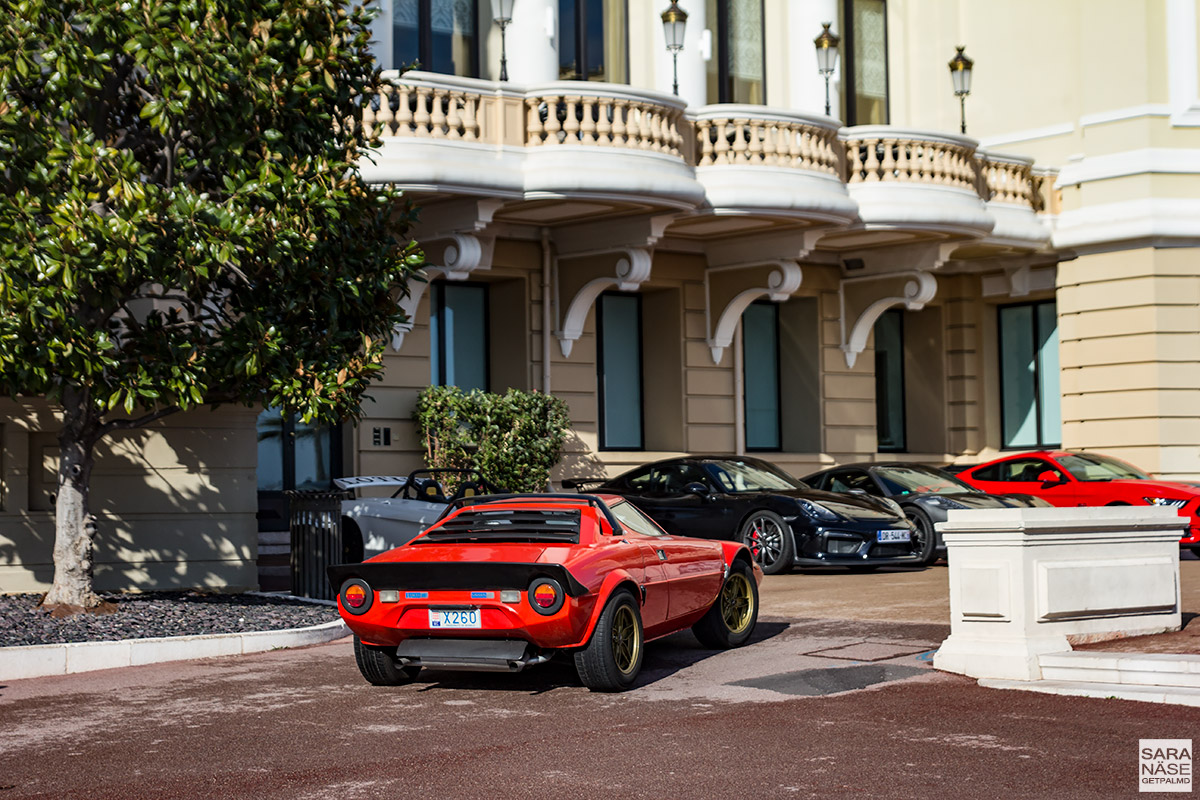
[683,481,710,499]
[1037,471,1064,487]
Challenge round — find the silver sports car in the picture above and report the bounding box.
[335,469,498,560]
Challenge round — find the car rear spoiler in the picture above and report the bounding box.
[333,476,409,490]
[327,561,589,597]
[435,493,626,536]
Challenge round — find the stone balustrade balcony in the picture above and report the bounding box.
[356,72,1050,252]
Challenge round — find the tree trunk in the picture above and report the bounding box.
[41,386,103,610]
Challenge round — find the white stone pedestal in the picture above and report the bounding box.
[933,507,1185,681]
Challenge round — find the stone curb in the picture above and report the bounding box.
[0,609,349,682]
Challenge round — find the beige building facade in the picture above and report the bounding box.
[3,0,1198,593]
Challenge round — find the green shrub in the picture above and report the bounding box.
[414,386,571,493]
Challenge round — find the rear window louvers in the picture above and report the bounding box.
[421,508,581,543]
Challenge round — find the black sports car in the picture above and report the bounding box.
[566,455,921,575]
[802,462,1049,565]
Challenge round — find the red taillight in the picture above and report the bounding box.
[533,583,558,608]
[345,584,367,609]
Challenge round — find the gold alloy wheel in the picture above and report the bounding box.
[611,604,641,675]
[720,572,755,634]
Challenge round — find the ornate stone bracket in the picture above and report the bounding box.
[705,261,804,364]
[555,248,653,357]
[391,198,505,350]
[391,232,496,350]
[839,270,939,368]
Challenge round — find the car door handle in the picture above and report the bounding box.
[657,549,667,561]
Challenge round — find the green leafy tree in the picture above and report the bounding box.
[414,386,571,493]
[0,0,423,611]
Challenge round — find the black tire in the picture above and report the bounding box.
[739,510,794,575]
[905,507,938,565]
[1189,546,1200,558]
[574,589,643,692]
[692,562,759,649]
[353,636,420,686]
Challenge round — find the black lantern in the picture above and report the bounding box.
[948,45,974,134]
[491,0,515,81]
[661,1,688,96]
[813,22,840,117]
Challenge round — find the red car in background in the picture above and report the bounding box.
[328,493,762,692]
[955,450,1200,553]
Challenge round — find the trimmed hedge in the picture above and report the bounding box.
[414,385,571,493]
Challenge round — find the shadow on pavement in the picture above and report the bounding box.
[410,622,791,694]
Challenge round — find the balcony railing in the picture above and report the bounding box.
[360,74,1050,215]
[692,105,841,176]
[525,84,686,156]
[842,127,979,193]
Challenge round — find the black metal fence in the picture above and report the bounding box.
[286,490,347,601]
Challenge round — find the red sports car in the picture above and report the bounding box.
[327,493,763,692]
[955,450,1200,552]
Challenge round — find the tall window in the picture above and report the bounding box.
[431,282,489,390]
[840,0,888,125]
[391,0,479,77]
[705,0,765,104]
[874,309,905,451]
[998,301,1061,448]
[743,302,780,450]
[559,0,628,82]
[597,292,643,449]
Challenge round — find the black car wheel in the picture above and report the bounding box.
[740,510,794,575]
[905,507,938,565]
[353,636,421,686]
[574,589,644,692]
[692,561,759,649]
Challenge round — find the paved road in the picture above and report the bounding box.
[2,564,1197,799]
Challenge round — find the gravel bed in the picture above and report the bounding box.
[0,592,340,647]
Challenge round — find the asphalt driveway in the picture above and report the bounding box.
[1,561,1196,799]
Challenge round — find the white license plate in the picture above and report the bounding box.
[428,608,481,629]
[877,529,911,543]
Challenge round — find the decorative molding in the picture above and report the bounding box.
[1077,104,1171,129]
[1055,148,1200,188]
[1051,197,1200,251]
[978,121,1076,149]
[555,248,653,357]
[705,261,804,364]
[839,271,938,368]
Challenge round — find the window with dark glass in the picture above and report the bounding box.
[431,282,489,390]
[839,0,888,125]
[392,0,479,77]
[705,0,765,103]
[742,302,780,450]
[558,0,628,82]
[597,292,643,450]
[998,300,1061,449]
[874,308,905,452]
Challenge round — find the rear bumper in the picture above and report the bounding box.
[395,638,553,672]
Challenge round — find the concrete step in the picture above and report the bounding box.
[980,677,1200,708]
[1038,651,1200,688]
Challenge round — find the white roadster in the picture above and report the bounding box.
[334,469,498,560]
